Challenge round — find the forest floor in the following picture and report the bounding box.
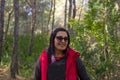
[0,66,8,80]
[0,64,120,80]
[0,66,33,80]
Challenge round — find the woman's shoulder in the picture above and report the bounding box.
[67,48,80,56]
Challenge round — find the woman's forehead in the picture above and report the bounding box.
[56,31,68,36]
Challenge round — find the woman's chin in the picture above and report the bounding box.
[58,48,66,51]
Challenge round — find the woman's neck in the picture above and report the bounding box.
[54,50,63,57]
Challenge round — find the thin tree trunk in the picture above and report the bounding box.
[72,0,76,18]
[117,0,120,12]
[26,0,32,7]
[47,0,53,32]
[51,0,55,31]
[103,5,109,79]
[29,0,36,56]
[71,0,76,35]
[0,0,5,62]
[68,0,72,30]
[41,4,45,33]
[78,0,84,22]
[116,0,120,41]
[4,9,13,40]
[64,0,67,28]
[10,0,19,78]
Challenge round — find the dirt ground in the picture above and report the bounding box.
[0,66,32,80]
[0,64,120,80]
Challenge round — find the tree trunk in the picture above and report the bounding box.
[29,0,36,56]
[68,0,72,30]
[47,0,53,32]
[51,0,55,31]
[41,4,45,33]
[4,9,13,40]
[64,0,67,28]
[10,0,19,78]
[78,0,84,22]
[72,0,76,18]
[117,0,120,12]
[116,0,120,41]
[0,0,5,62]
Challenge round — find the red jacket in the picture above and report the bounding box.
[40,48,80,80]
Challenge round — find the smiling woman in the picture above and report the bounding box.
[54,31,69,54]
[34,27,90,80]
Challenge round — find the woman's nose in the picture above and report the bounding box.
[61,39,65,42]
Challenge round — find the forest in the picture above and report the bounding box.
[0,0,120,80]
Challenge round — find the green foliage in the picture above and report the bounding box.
[2,34,48,77]
[2,35,13,66]
[1,0,120,79]
[18,34,48,77]
[69,0,120,79]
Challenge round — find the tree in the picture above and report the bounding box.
[10,0,19,78]
[29,0,36,56]
[78,0,84,22]
[4,9,13,40]
[68,0,77,32]
[68,0,72,30]
[73,0,76,18]
[0,0,5,62]
[47,0,53,32]
[51,0,55,31]
[82,0,120,79]
[64,0,67,28]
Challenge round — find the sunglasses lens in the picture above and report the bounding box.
[56,36,68,42]
[56,36,63,41]
[64,37,68,41]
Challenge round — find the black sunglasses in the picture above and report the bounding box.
[55,36,68,42]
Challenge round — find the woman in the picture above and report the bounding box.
[34,27,90,80]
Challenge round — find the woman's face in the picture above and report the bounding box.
[54,31,68,52]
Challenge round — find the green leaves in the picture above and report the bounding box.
[70,0,120,79]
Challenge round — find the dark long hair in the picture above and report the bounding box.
[47,27,70,62]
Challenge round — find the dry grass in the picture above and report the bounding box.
[0,66,29,80]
